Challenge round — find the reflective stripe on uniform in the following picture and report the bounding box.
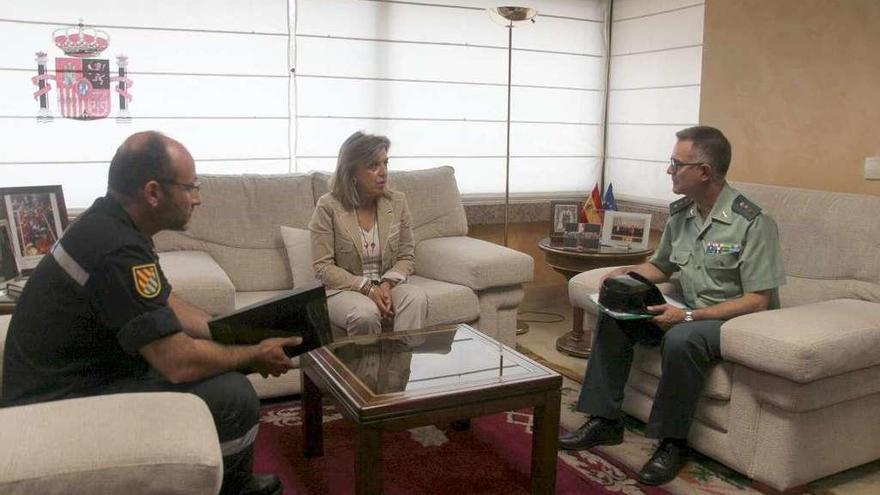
[220,423,259,457]
[52,243,90,287]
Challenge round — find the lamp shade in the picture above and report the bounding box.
[486,6,538,27]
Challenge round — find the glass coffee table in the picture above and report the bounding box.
[301,323,562,495]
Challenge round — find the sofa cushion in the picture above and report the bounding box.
[280,226,317,288]
[408,275,480,326]
[234,291,286,310]
[0,315,8,392]
[722,299,880,383]
[155,174,316,291]
[0,392,221,495]
[158,251,235,316]
[733,182,880,307]
[387,166,468,242]
[416,236,533,290]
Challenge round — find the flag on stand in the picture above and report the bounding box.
[581,184,603,224]
[603,183,618,211]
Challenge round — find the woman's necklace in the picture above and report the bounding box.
[357,206,378,253]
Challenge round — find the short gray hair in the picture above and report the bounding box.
[675,126,732,179]
[331,131,391,209]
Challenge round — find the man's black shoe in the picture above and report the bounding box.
[637,439,688,485]
[558,417,624,451]
[240,474,283,495]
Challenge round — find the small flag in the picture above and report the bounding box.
[581,184,603,224]
[603,183,618,211]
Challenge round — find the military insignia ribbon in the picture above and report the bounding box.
[132,263,161,298]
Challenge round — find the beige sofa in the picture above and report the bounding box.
[568,182,880,491]
[154,166,534,397]
[0,315,223,494]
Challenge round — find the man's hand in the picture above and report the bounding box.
[251,336,301,378]
[599,266,632,285]
[648,304,687,331]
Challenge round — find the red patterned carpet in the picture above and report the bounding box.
[255,401,673,494]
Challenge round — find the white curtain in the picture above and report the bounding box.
[604,0,705,205]
[292,0,609,196]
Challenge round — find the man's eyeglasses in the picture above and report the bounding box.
[668,158,704,173]
[158,179,201,193]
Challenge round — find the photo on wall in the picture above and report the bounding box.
[0,186,69,273]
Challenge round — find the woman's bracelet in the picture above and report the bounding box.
[360,280,375,296]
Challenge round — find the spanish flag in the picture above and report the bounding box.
[581,184,604,224]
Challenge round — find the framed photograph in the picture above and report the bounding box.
[601,211,652,250]
[549,201,582,235]
[0,186,69,273]
[0,221,18,282]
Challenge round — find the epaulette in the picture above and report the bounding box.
[732,194,762,220]
[669,197,693,216]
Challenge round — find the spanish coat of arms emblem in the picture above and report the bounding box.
[31,20,133,122]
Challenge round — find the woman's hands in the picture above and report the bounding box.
[368,281,395,319]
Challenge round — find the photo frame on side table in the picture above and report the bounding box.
[0,186,69,274]
[549,200,581,235]
[601,211,651,250]
[0,220,18,283]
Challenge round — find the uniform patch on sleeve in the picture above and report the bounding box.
[132,263,162,299]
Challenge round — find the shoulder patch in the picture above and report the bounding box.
[669,197,694,216]
[732,194,762,220]
[132,263,161,299]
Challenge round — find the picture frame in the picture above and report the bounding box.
[549,200,582,235]
[0,221,18,283]
[0,186,69,274]
[601,211,652,250]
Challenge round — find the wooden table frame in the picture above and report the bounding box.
[301,325,562,495]
[537,238,654,358]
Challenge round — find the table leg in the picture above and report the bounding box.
[531,389,561,495]
[356,427,383,495]
[302,372,323,458]
[555,306,591,358]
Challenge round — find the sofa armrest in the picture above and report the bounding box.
[721,299,880,383]
[0,392,222,495]
[568,266,680,309]
[415,236,533,290]
[159,250,236,315]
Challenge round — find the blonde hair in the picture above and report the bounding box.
[330,131,391,209]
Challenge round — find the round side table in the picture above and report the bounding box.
[537,238,654,358]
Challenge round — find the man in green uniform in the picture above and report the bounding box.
[558,126,785,485]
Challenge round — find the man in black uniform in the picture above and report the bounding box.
[2,131,294,495]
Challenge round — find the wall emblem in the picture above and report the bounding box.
[31,20,133,122]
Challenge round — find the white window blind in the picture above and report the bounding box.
[293,0,609,196]
[604,0,704,205]
[0,0,292,208]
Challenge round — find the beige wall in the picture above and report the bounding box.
[701,0,880,195]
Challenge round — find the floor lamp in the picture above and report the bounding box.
[487,6,537,335]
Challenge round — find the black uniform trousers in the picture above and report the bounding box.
[100,371,260,495]
[576,313,722,439]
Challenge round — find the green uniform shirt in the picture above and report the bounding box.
[649,183,786,310]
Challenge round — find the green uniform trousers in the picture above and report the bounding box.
[576,313,723,439]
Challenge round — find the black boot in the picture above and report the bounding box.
[638,438,688,485]
[558,416,624,451]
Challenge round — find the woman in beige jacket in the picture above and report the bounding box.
[309,131,427,336]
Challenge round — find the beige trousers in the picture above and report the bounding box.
[327,284,428,336]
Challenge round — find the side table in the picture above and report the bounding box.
[537,238,653,358]
[0,293,15,315]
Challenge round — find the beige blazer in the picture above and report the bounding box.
[308,190,415,295]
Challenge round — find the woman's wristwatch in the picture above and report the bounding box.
[684,310,695,322]
[360,280,376,296]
